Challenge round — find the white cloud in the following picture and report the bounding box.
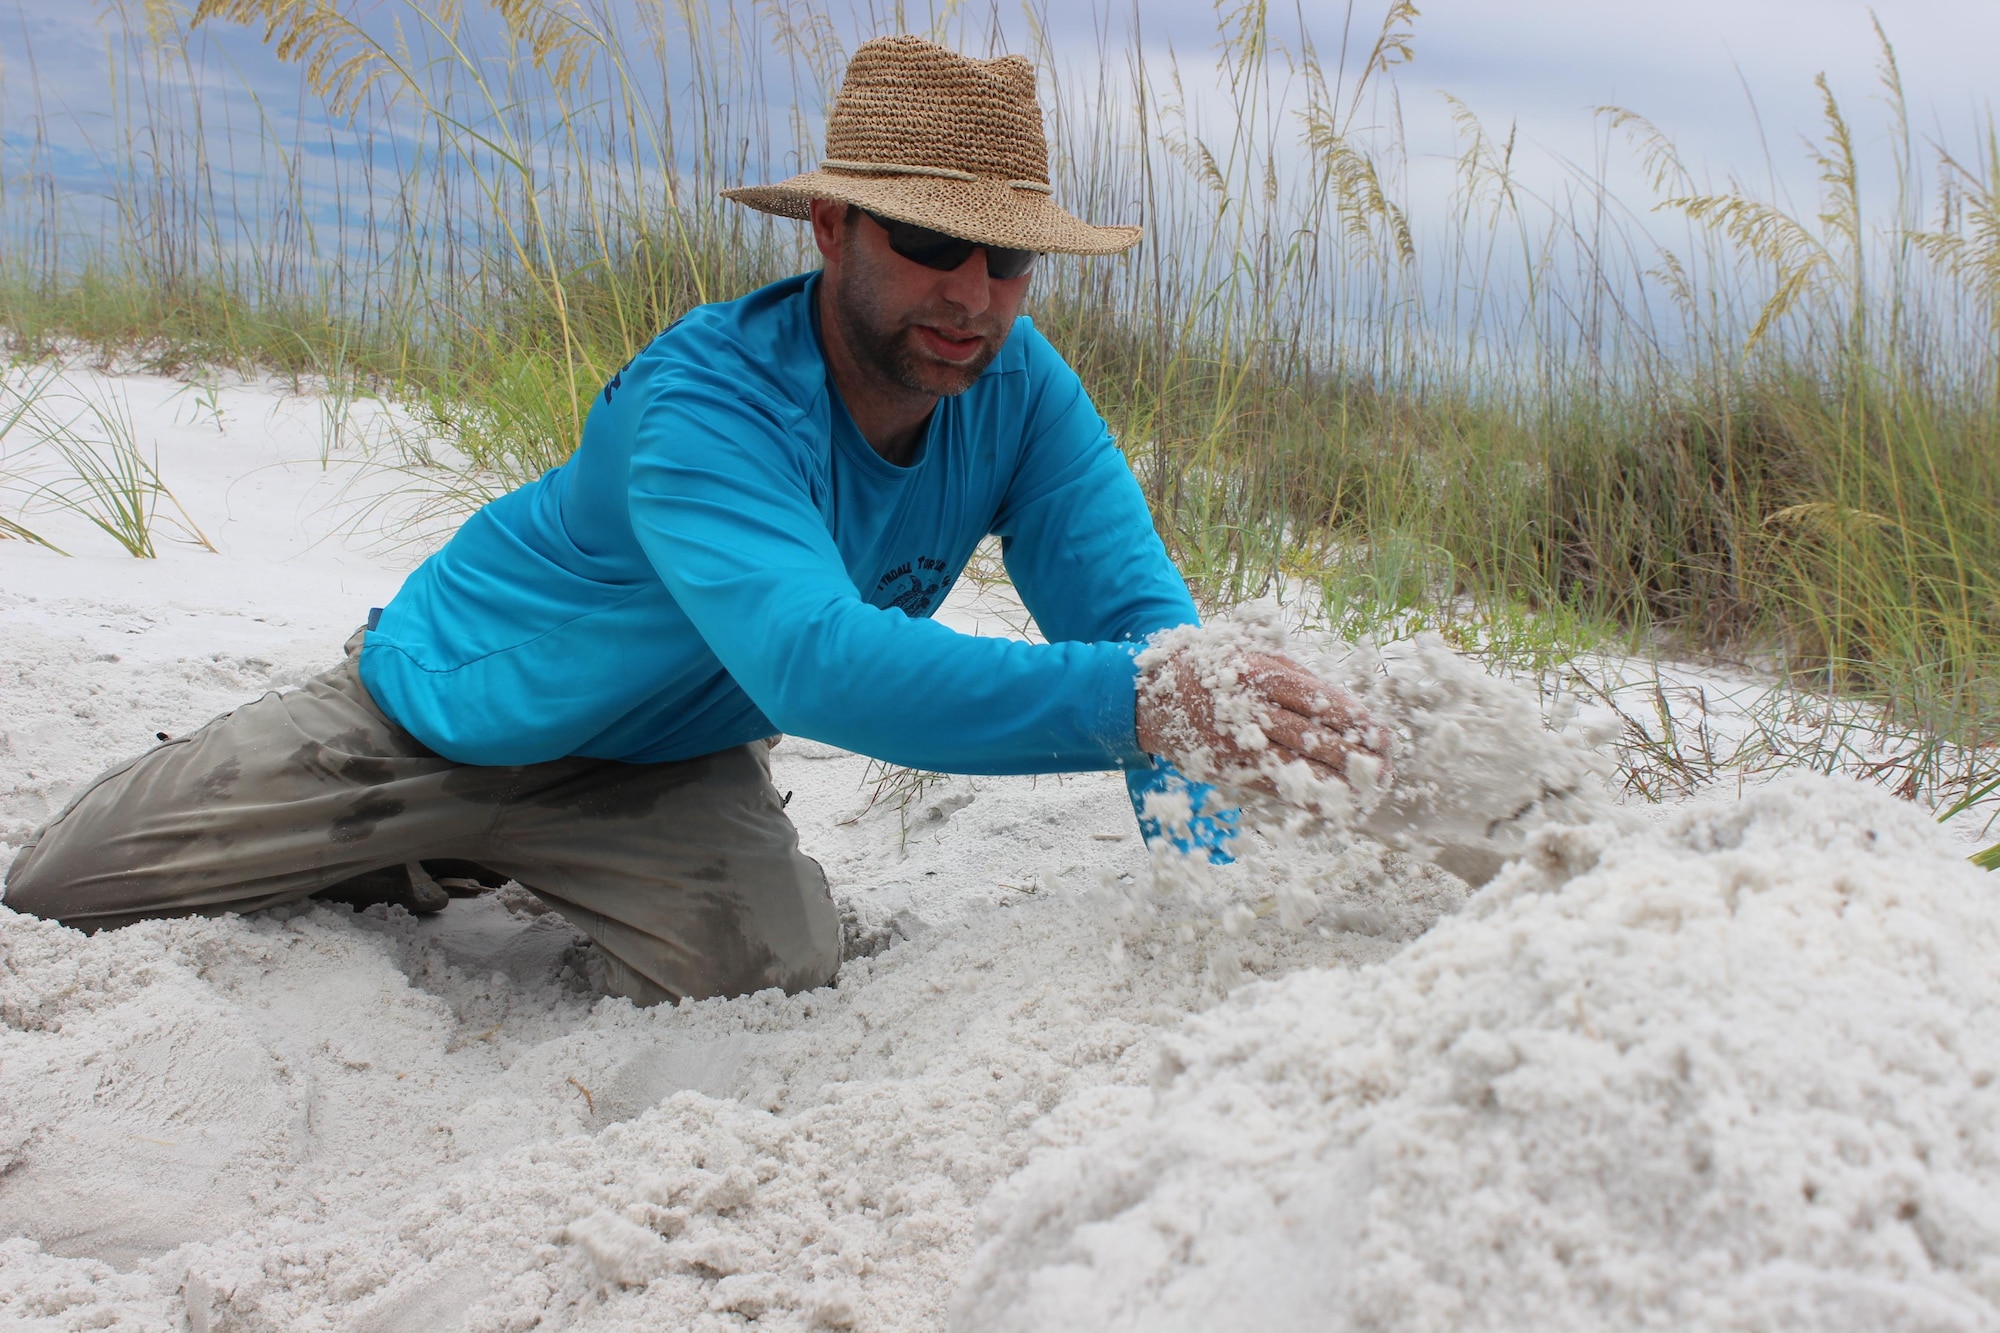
[1041,0,1997,199]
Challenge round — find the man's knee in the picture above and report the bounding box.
[775,860,843,993]
[3,834,65,922]
[0,781,153,926]
[3,840,209,933]
[675,852,840,1001]
[0,734,171,924]
[763,849,841,991]
[571,849,840,1007]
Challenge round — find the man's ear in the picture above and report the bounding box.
[810,199,848,266]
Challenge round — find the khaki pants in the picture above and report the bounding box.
[2,634,840,1005]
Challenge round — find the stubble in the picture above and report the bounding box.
[831,238,1011,398]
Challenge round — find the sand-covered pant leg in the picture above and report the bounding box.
[2,638,839,1005]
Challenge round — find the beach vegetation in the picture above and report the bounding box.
[2,0,1996,825]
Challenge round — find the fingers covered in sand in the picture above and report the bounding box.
[1135,646,1394,802]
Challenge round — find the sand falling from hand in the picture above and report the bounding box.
[1135,604,1614,868]
[1119,605,1619,993]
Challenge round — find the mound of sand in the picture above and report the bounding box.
[958,778,2000,1332]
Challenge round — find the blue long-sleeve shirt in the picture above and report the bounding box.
[359,271,1201,775]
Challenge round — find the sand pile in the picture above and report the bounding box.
[959,778,2000,1332]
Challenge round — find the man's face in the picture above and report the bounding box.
[813,203,1031,398]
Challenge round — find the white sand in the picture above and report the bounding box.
[2,365,1996,1330]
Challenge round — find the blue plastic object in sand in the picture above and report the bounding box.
[1125,757,1239,865]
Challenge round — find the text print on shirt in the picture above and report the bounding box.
[876,555,950,616]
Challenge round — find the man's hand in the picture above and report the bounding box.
[1136,648,1394,799]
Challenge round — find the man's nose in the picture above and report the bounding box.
[937,247,993,315]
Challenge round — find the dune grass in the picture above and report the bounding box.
[2,0,1997,818]
[0,363,218,556]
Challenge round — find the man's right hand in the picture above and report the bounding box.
[1135,647,1394,800]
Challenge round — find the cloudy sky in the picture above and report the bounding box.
[4,0,1996,243]
[1043,0,2000,221]
[1374,0,1997,207]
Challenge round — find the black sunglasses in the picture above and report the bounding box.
[861,210,1040,280]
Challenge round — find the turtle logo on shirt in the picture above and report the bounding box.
[876,556,949,617]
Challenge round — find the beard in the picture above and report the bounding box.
[830,240,1013,397]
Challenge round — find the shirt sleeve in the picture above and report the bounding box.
[991,328,1202,695]
[625,366,1156,776]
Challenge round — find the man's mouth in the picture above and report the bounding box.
[914,325,985,362]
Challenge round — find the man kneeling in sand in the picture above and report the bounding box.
[5,37,1388,1004]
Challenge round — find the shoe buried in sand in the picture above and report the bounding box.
[312,862,450,915]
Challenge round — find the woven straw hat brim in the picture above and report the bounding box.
[722,171,1140,257]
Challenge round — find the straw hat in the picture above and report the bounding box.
[722,35,1140,257]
